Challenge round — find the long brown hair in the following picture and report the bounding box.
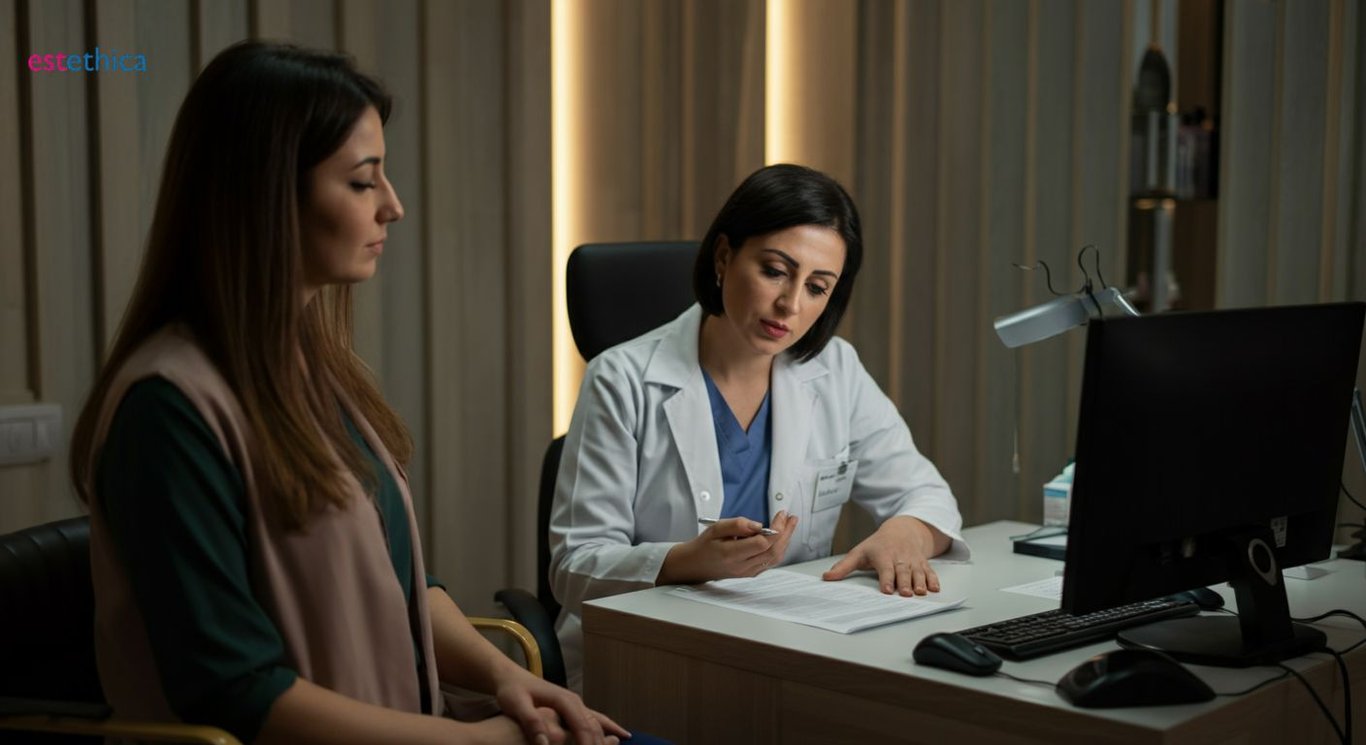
[71,41,411,529]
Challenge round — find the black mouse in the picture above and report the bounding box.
[1057,648,1215,708]
[913,632,1002,676]
[1166,587,1225,611]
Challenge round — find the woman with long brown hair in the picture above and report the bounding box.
[71,41,626,745]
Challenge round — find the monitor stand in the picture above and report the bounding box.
[1118,528,1326,667]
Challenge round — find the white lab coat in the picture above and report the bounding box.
[549,305,969,691]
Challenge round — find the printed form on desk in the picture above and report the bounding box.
[670,569,966,634]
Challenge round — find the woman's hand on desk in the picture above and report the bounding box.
[822,515,946,596]
[657,511,798,585]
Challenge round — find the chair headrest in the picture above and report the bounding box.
[566,241,700,361]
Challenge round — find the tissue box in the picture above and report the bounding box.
[1042,481,1072,527]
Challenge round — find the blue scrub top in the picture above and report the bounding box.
[701,367,772,525]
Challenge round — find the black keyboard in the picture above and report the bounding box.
[956,598,1201,660]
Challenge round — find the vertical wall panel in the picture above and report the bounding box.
[935,0,985,520]
[339,0,383,369]
[250,0,290,38]
[982,0,1028,518]
[505,0,553,588]
[423,0,510,612]
[851,0,897,392]
[287,0,336,49]
[1325,0,1357,302]
[0,0,30,403]
[194,0,247,70]
[895,0,941,457]
[1218,0,1277,307]
[27,0,95,524]
[370,0,429,535]
[684,0,765,232]
[1018,0,1077,523]
[1272,0,1329,305]
[90,1,139,353]
[640,1,683,237]
[1067,0,1129,447]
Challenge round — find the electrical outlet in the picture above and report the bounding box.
[0,403,62,466]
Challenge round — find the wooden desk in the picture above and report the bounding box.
[583,521,1365,744]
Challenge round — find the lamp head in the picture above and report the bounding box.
[994,287,1139,348]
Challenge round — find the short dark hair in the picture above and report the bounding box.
[693,163,863,362]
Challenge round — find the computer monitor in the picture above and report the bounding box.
[1060,302,1365,667]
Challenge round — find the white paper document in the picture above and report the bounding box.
[669,569,966,634]
[1000,575,1063,601]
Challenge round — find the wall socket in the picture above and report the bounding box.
[0,403,63,467]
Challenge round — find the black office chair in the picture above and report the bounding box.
[0,516,240,744]
[0,513,543,744]
[494,241,699,687]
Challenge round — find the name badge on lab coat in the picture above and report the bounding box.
[813,459,859,512]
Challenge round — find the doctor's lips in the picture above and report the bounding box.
[365,235,386,254]
[760,319,789,339]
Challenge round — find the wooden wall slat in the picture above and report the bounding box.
[935,0,985,521]
[685,0,764,234]
[1217,0,1277,308]
[423,0,510,613]
[505,0,552,591]
[251,0,290,39]
[27,0,94,523]
[896,0,941,460]
[982,0,1028,519]
[851,0,896,392]
[1018,0,1077,523]
[1272,0,1329,306]
[288,0,335,50]
[424,0,471,605]
[1323,0,1354,302]
[1067,0,1128,448]
[338,0,383,370]
[369,0,428,535]
[90,1,137,354]
[194,0,247,70]
[0,0,29,403]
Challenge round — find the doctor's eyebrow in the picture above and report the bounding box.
[351,156,382,169]
[759,248,840,279]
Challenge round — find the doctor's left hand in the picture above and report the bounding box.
[821,515,946,596]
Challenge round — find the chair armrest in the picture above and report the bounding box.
[493,588,567,687]
[0,714,241,744]
[468,616,543,680]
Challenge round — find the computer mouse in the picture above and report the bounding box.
[912,632,1003,676]
[1057,648,1215,708]
[1167,587,1225,611]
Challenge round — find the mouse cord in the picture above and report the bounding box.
[1293,609,1366,630]
[1323,648,1353,745]
[1277,662,1348,745]
[992,671,1057,689]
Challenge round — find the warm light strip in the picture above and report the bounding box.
[765,0,791,164]
[551,0,579,436]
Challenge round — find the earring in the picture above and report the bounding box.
[716,274,723,288]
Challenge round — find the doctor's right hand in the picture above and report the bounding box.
[657,511,797,585]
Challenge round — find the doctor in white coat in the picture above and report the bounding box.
[550,164,969,692]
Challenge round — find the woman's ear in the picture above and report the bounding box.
[714,235,733,284]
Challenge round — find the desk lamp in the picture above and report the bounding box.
[993,250,1139,348]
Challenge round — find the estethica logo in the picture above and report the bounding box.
[28,47,147,73]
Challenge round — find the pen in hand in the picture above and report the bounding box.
[698,517,779,536]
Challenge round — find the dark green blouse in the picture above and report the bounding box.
[97,376,436,742]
